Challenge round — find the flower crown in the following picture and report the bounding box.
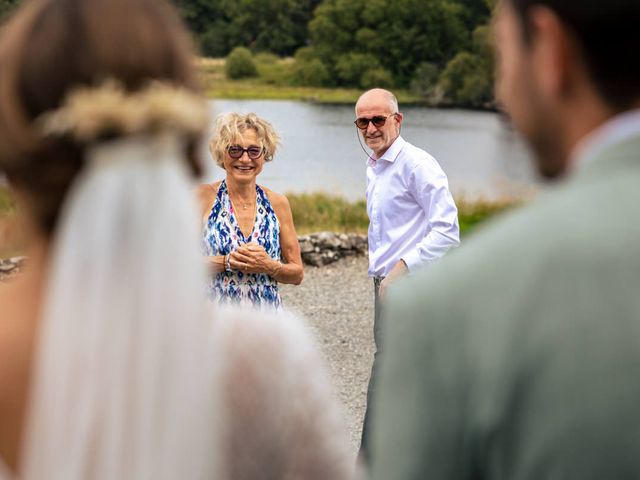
[37,79,209,142]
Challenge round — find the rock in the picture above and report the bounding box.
[313,231,343,250]
[303,252,325,267]
[298,233,368,267]
[298,238,314,254]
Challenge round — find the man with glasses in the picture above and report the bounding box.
[355,88,459,462]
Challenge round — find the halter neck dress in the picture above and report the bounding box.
[202,180,283,309]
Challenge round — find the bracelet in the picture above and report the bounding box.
[224,254,231,272]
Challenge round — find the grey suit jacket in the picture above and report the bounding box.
[371,134,640,480]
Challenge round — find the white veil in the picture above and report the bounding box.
[20,131,222,479]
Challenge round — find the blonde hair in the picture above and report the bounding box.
[210,113,280,168]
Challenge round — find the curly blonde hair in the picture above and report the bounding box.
[210,112,280,168]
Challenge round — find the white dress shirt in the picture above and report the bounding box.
[366,136,460,277]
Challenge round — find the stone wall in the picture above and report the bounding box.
[0,234,369,280]
[298,232,368,267]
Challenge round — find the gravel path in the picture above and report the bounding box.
[279,256,374,453]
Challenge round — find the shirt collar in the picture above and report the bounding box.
[367,136,406,166]
[570,108,640,169]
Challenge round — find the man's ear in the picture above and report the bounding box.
[395,112,404,126]
[528,6,576,99]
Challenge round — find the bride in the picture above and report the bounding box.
[0,0,353,479]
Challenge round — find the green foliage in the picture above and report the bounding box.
[252,52,293,85]
[360,67,394,90]
[456,197,518,234]
[172,0,322,57]
[438,52,490,105]
[293,46,320,63]
[410,62,441,98]
[172,0,498,107]
[307,0,479,88]
[291,58,332,87]
[254,52,280,64]
[199,22,232,58]
[225,47,258,79]
[289,47,332,87]
[438,24,494,107]
[288,193,369,233]
[288,191,515,235]
[335,53,379,86]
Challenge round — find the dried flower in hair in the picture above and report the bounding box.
[37,79,208,142]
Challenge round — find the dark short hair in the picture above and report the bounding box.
[508,0,640,111]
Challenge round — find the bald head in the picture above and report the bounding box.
[354,88,403,158]
[355,88,399,115]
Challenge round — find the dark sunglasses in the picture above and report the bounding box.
[227,145,264,160]
[354,113,398,130]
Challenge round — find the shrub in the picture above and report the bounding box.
[335,53,379,86]
[293,46,320,63]
[438,51,492,107]
[258,61,295,86]
[410,62,440,98]
[360,67,394,90]
[225,47,258,80]
[291,58,332,87]
[254,52,280,65]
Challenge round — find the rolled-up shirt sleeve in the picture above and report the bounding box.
[401,160,460,271]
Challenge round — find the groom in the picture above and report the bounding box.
[371,0,640,478]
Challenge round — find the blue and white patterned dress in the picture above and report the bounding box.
[202,180,283,309]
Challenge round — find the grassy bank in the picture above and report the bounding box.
[1,186,517,257]
[198,57,420,104]
[288,192,517,235]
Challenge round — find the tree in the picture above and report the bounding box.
[410,62,441,99]
[306,0,473,88]
[170,0,322,57]
[438,24,494,107]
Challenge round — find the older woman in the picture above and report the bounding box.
[199,113,303,309]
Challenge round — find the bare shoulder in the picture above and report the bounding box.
[261,186,291,214]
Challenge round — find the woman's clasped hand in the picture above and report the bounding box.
[229,242,282,276]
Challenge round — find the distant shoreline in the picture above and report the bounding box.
[198,57,496,111]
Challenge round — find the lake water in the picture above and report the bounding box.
[208,100,540,201]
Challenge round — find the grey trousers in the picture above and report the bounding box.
[359,276,384,463]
